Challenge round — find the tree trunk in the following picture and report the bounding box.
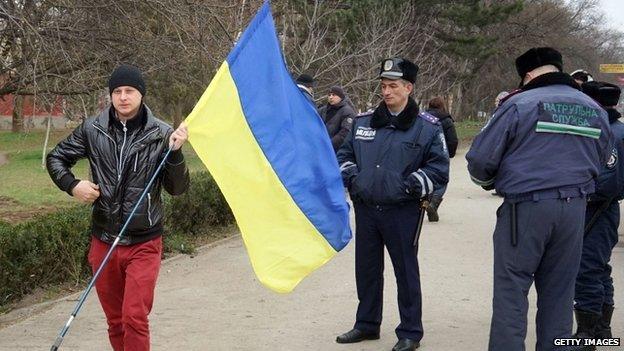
[42,116,52,168]
[173,102,184,128]
[11,95,24,133]
[453,84,463,120]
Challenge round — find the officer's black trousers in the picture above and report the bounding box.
[353,202,423,341]
[575,201,620,314]
[489,197,585,351]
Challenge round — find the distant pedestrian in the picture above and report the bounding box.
[571,69,594,86]
[318,86,356,152]
[574,81,624,346]
[295,73,316,105]
[424,96,458,222]
[494,91,510,108]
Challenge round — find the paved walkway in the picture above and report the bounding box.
[0,151,622,350]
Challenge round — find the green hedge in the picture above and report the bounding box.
[165,171,234,235]
[0,171,233,307]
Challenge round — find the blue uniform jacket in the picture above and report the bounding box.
[336,98,449,205]
[593,109,624,202]
[466,73,612,197]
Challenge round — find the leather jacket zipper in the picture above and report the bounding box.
[147,193,153,226]
[93,124,117,146]
[118,122,128,181]
[132,127,159,147]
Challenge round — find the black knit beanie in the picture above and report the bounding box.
[108,65,146,96]
[330,86,345,99]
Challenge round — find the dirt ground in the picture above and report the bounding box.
[0,196,59,224]
[0,151,622,350]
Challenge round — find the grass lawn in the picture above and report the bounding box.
[0,129,204,223]
[455,119,484,141]
[1,121,483,222]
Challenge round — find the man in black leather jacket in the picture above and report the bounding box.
[46,64,189,351]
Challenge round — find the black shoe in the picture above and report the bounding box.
[573,309,601,350]
[595,304,614,339]
[392,338,420,351]
[426,196,442,222]
[335,328,380,344]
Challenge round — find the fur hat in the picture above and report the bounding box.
[515,47,563,79]
[582,81,621,107]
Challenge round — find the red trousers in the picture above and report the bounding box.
[88,236,162,351]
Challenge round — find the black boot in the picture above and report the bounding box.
[426,196,442,222]
[573,309,601,350]
[595,304,614,339]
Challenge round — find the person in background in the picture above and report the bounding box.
[295,73,316,105]
[571,69,594,86]
[573,81,624,348]
[424,96,458,222]
[495,91,510,108]
[318,85,356,152]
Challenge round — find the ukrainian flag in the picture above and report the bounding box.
[184,1,351,293]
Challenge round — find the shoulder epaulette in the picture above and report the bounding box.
[418,111,439,124]
[498,89,522,106]
[356,110,374,118]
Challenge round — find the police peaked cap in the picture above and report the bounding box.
[379,58,419,83]
[570,69,594,83]
[295,73,315,88]
[515,47,563,78]
[582,81,621,107]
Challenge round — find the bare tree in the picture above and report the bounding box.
[279,1,457,111]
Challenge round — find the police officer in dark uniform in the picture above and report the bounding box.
[466,47,612,351]
[573,81,624,348]
[335,58,449,351]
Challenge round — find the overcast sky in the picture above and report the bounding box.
[598,0,624,29]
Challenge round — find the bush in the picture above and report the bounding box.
[0,171,234,307]
[165,171,234,236]
[0,205,91,305]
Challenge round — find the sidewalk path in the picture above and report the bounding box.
[1,151,622,350]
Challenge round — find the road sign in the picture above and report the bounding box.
[600,64,624,73]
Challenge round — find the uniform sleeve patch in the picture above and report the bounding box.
[418,112,439,124]
[607,147,618,169]
[439,132,448,155]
